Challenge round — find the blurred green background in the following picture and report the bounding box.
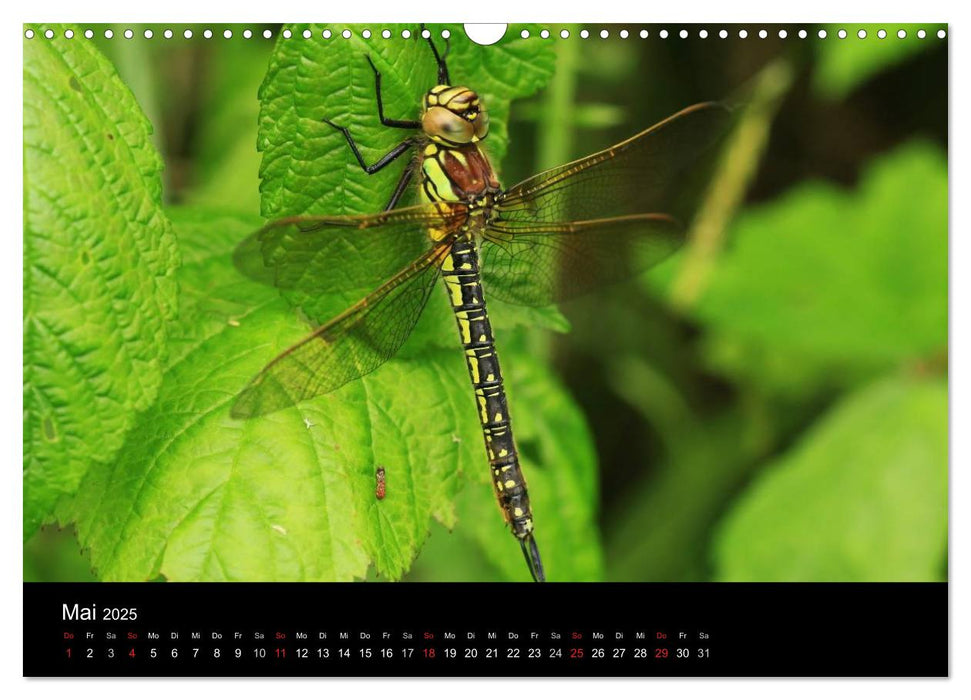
[24,23,947,583]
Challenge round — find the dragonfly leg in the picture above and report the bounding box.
[365,55,421,129]
[384,160,416,211]
[520,534,546,583]
[322,120,414,175]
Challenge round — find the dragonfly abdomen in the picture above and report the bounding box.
[441,236,543,581]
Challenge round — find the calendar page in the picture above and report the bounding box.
[22,21,948,677]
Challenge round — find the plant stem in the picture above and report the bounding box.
[669,59,794,310]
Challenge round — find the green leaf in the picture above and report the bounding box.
[66,210,388,581]
[90,24,166,156]
[813,24,946,99]
[713,377,947,581]
[23,25,178,536]
[66,207,599,581]
[688,141,946,393]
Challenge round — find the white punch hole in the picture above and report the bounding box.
[464,24,507,46]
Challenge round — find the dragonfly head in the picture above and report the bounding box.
[421,85,490,145]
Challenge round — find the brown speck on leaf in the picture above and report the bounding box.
[69,75,82,92]
[106,133,114,140]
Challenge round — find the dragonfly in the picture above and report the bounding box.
[232,32,732,583]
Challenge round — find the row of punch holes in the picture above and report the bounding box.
[24,26,948,42]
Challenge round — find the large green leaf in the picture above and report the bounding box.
[65,208,598,581]
[23,25,178,535]
[687,142,947,397]
[713,377,947,581]
[67,210,454,580]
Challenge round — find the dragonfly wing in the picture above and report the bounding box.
[481,214,684,305]
[232,243,451,418]
[481,102,732,306]
[496,102,734,225]
[234,202,467,325]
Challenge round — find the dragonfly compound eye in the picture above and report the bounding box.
[473,109,490,140]
[422,105,475,144]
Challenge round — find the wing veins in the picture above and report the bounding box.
[499,102,724,210]
[232,242,452,418]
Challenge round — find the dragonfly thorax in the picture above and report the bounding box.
[421,85,490,145]
[419,141,501,206]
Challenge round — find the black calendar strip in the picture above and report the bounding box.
[23,582,946,677]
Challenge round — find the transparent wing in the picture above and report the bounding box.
[496,102,733,225]
[232,243,451,418]
[480,214,684,305]
[234,202,467,325]
[479,102,733,306]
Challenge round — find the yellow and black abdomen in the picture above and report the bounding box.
[440,237,536,545]
[421,139,543,581]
